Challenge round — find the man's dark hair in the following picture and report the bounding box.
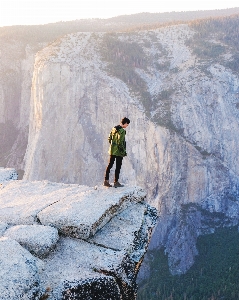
[121,117,130,125]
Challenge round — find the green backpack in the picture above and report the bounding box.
[108,125,127,157]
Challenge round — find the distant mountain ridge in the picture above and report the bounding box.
[1,7,239,43]
[108,7,239,24]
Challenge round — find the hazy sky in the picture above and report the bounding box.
[0,0,239,27]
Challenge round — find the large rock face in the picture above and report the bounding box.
[22,23,239,275]
[0,178,157,299]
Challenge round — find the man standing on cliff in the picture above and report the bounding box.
[103,117,130,188]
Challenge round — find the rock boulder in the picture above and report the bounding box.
[0,237,42,300]
[4,224,59,257]
[0,167,18,182]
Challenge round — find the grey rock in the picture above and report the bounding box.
[90,202,147,251]
[90,202,157,261]
[0,237,42,300]
[0,180,89,224]
[0,167,18,182]
[4,224,59,257]
[0,180,155,299]
[40,237,134,300]
[0,222,8,236]
[37,185,146,239]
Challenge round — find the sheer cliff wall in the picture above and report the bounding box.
[0,40,48,174]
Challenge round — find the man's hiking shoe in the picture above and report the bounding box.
[114,182,124,188]
[103,180,112,187]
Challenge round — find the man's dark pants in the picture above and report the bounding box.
[104,155,123,182]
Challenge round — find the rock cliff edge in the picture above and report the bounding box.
[0,169,157,300]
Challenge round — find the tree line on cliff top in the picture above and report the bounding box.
[0,7,239,43]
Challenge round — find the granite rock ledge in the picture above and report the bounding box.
[0,170,157,300]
